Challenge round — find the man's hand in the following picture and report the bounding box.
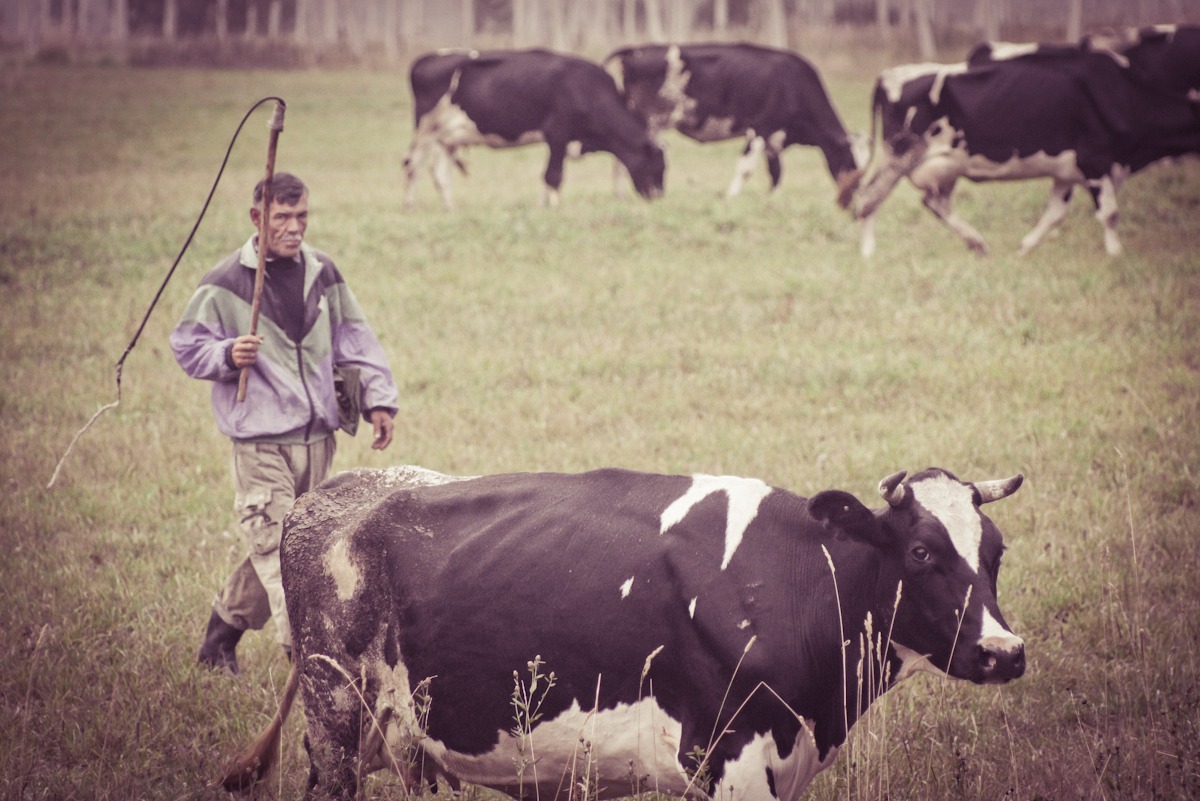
[229,335,263,369]
[370,409,395,450]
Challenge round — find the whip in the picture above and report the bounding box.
[46,97,287,489]
[238,99,286,402]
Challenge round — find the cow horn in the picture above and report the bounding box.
[878,470,907,506]
[974,474,1024,504]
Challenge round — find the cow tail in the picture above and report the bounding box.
[219,663,302,793]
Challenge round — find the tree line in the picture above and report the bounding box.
[2,0,1195,64]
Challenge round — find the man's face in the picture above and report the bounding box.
[252,193,308,260]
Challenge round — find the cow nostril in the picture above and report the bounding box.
[980,644,1026,680]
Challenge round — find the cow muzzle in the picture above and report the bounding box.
[976,635,1026,684]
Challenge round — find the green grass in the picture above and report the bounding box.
[2,61,1199,800]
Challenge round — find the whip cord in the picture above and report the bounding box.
[47,96,287,489]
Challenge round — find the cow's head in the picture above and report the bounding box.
[811,467,1025,686]
[625,140,667,199]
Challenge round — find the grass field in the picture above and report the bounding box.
[1,57,1198,801]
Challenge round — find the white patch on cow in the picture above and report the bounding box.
[980,608,1024,654]
[910,134,1084,190]
[421,697,692,797]
[605,55,625,92]
[620,577,635,599]
[984,41,1039,61]
[909,473,981,572]
[737,619,751,630]
[688,597,698,618]
[713,725,837,801]
[323,536,360,602]
[418,697,837,801]
[362,655,428,775]
[660,44,695,130]
[879,62,967,103]
[660,474,773,570]
[726,133,765,196]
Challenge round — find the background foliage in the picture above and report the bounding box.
[1,48,1198,800]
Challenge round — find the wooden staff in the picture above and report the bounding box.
[238,100,287,402]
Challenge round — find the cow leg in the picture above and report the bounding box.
[1018,180,1075,255]
[542,140,568,208]
[922,185,989,254]
[1092,170,1126,257]
[726,132,765,197]
[431,146,457,210]
[860,212,877,258]
[765,131,786,192]
[402,139,428,208]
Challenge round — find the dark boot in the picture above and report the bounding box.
[198,610,244,675]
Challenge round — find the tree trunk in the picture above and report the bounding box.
[245,0,258,38]
[549,0,566,49]
[461,0,474,42]
[380,0,397,59]
[323,0,339,45]
[268,0,282,38]
[292,0,306,42]
[645,0,664,40]
[400,0,424,47]
[1065,0,1082,41]
[20,0,42,58]
[975,0,1000,41]
[77,0,94,42]
[714,0,728,36]
[110,0,128,46]
[875,0,890,33]
[216,0,229,40]
[163,0,177,40]
[622,0,637,39]
[914,0,935,59]
[762,0,787,48]
[513,0,529,46]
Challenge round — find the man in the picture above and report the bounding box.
[171,172,399,674]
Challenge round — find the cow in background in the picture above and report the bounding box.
[848,42,1200,257]
[222,464,1025,801]
[403,49,665,208]
[1084,23,1200,96]
[604,43,865,201]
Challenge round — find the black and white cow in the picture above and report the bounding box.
[223,463,1025,801]
[603,43,865,200]
[402,48,665,208]
[849,41,1200,257]
[1084,23,1200,97]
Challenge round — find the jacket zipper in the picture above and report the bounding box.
[296,342,317,442]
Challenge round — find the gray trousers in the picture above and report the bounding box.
[212,435,336,648]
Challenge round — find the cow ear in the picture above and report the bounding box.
[809,490,884,546]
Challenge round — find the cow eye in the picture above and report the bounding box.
[911,545,931,563]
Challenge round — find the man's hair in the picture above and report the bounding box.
[254,172,307,207]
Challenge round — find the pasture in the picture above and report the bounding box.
[1,59,1198,801]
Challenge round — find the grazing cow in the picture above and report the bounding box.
[223,463,1025,801]
[402,49,665,208]
[849,44,1200,257]
[603,43,864,200]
